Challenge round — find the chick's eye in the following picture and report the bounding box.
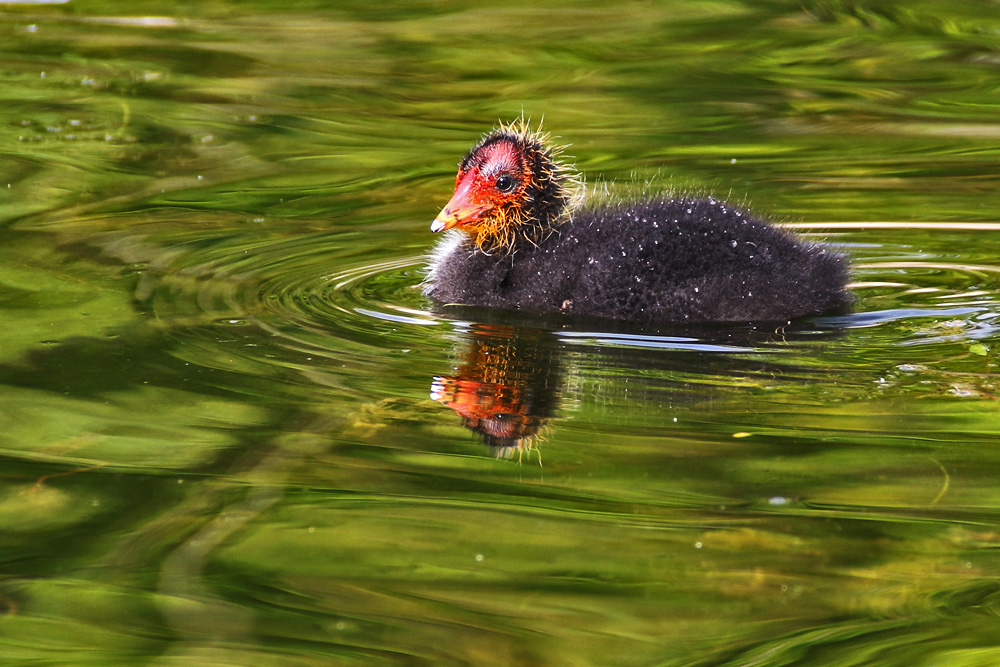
[494,174,517,193]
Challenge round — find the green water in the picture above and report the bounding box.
[2,1,1000,665]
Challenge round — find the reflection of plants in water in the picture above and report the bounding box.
[4,3,1000,663]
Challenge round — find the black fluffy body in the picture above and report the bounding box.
[425,196,851,324]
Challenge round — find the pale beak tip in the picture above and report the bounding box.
[431,209,455,233]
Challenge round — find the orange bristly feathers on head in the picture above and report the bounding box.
[433,120,583,256]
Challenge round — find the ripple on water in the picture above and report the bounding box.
[132,224,1000,465]
[844,256,1000,345]
[142,227,1000,381]
[146,233,438,352]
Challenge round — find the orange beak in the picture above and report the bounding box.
[431,170,489,232]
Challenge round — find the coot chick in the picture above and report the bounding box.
[423,122,851,324]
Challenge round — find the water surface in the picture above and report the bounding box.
[2,2,1000,665]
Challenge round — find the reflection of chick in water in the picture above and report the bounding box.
[430,325,562,457]
[431,318,851,457]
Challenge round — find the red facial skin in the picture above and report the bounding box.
[431,140,530,250]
